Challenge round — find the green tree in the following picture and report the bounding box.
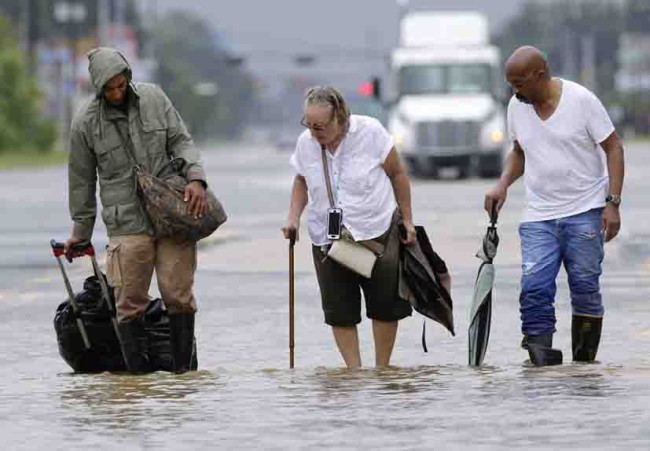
[0,14,56,152]
[151,11,254,140]
[494,0,624,98]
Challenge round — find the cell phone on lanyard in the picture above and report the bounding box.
[327,208,343,240]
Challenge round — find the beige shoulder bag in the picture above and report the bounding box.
[321,147,381,278]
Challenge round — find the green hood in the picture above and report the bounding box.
[87,47,132,93]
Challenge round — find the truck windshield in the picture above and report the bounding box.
[398,64,492,95]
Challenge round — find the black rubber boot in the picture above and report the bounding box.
[169,312,196,374]
[118,318,151,374]
[572,315,603,362]
[522,334,563,367]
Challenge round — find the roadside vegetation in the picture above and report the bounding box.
[0,147,67,170]
[0,14,58,168]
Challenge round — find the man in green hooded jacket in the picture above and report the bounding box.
[64,47,208,374]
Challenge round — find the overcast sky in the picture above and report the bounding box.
[152,0,527,93]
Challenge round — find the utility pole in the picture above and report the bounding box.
[115,0,126,50]
[396,0,409,15]
[21,0,31,55]
[53,1,88,142]
[140,0,157,59]
[97,0,110,47]
[580,33,597,92]
[396,0,410,31]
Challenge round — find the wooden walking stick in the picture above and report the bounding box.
[288,229,296,369]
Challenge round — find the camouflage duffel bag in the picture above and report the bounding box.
[136,170,227,242]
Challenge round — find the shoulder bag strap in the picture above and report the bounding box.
[321,145,385,255]
[111,120,182,176]
[320,146,335,208]
[111,120,140,170]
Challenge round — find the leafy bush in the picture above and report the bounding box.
[0,14,57,153]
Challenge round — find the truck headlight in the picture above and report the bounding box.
[490,130,504,145]
[480,106,507,150]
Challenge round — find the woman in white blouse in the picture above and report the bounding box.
[282,86,417,368]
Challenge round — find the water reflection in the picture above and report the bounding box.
[305,365,447,399]
[58,370,219,431]
[284,363,630,404]
[517,363,625,400]
[10,347,650,449]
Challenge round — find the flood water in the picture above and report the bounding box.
[1,142,649,450]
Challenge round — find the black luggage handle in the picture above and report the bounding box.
[50,239,95,262]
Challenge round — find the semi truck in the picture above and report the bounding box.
[388,11,507,178]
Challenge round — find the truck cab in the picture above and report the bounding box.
[388,12,507,178]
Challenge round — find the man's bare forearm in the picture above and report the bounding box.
[498,145,525,189]
[603,137,624,197]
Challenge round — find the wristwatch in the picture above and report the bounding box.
[605,194,621,207]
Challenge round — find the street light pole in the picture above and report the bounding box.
[139,0,158,60]
[21,0,31,55]
[396,0,410,24]
[54,1,87,142]
[98,0,110,47]
[115,0,126,49]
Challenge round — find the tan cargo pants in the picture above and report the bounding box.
[106,234,197,323]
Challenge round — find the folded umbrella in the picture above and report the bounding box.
[399,225,455,341]
[468,207,499,366]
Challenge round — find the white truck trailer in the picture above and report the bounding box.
[388,12,507,178]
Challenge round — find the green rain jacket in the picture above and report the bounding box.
[68,47,206,240]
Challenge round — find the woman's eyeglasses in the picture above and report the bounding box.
[300,115,334,132]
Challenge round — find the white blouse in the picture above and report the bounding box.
[290,115,397,246]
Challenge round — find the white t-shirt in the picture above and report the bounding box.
[507,78,615,222]
[290,115,397,246]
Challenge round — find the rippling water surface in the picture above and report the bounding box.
[1,144,649,450]
[2,268,649,451]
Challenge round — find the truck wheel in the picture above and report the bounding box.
[405,157,424,177]
[478,162,503,178]
[457,164,471,179]
[479,168,501,179]
[478,154,503,178]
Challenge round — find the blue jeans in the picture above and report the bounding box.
[518,208,605,336]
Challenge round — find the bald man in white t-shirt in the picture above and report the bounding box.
[484,46,625,367]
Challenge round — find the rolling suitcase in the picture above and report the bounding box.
[51,240,197,373]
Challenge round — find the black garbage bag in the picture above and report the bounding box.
[53,274,197,373]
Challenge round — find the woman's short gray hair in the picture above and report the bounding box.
[304,86,350,129]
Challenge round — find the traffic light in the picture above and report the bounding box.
[372,76,381,101]
[357,77,382,100]
[357,81,374,97]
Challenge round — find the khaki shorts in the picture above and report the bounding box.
[312,219,412,327]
